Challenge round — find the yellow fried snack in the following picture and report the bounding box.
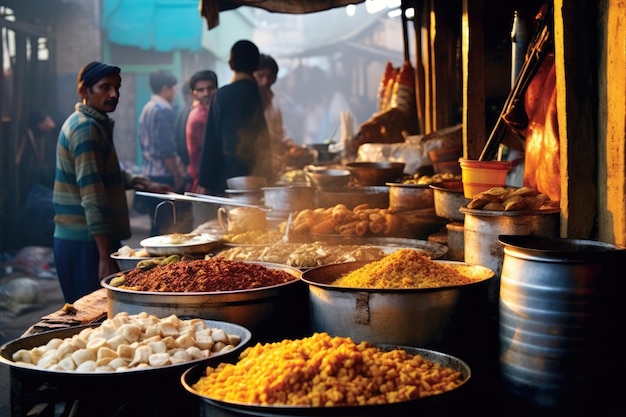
[192,333,464,407]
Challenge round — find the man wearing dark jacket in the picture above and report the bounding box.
[197,40,272,195]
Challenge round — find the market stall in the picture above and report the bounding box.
[2,1,625,416]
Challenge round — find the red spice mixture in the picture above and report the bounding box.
[117,259,298,292]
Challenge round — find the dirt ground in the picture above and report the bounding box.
[0,212,151,416]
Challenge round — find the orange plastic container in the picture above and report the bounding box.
[459,158,511,198]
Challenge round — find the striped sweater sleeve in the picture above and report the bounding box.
[53,109,131,241]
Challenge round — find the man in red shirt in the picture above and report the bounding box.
[186,70,218,192]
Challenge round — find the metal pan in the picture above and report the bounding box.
[135,191,273,211]
[0,319,251,383]
[305,237,449,259]
[181,345,471,417]
[139,233,224,256]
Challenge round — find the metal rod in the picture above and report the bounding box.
[479,21,551,161]
[134,191,273,211]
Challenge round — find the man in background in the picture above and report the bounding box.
[185,69,218,228]
[254,53,313,177]
[186,70,218,193]
[198,40,272,195]
[174,80,193,178]
[138,69,189,235]
[53,61,172,303]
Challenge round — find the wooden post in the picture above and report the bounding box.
[461,0,487,159]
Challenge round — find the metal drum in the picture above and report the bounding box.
[460,207,559,305]
[498,235,626,413]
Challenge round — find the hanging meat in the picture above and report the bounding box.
[349,61,418,155]
[521,54,559,202]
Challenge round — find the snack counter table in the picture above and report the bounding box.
[4,287,593,417]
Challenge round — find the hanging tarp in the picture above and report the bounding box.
[102,0,205,51]
[200,0,365,29]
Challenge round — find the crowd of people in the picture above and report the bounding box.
[41,39,329,304]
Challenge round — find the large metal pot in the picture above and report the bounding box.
[498,235,626,413]
[387,182,434,212]
[460,206,559,305]
[182,345,471,417]
[301,261,494,355]
[430,181,471,221]
[262,185,315,219]
[316,186,389,210]
[101,263,309,343]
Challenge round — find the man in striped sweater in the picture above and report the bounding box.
[53,61,172,303]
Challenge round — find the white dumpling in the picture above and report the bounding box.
[76,360,97,372]
[148,352,170,367]
[119,323,142,342]
[71,348,96,366]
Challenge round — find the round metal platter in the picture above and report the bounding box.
[0,319,251,382]
[306,237,448,259]
[210,243,448,270]
[140,233,223,256]
[181,345,471,417]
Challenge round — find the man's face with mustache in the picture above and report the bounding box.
[82,74,122,113]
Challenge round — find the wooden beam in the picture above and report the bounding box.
[554,0,598,238]
[461,0,487,159]
[597,0,626,245]
[412,1,426,134]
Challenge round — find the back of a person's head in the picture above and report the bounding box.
[189,70,218,90]
[258,54,278,77]
[230,40,260,74]
[149,70,177,93]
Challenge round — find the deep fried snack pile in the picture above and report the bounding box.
[332,249,487,288]
[192,332,464,406]
[289,203,400,238]
[110,259,297,292]
[466,186,556,211]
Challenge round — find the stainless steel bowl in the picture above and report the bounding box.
[226,176,267,190]
[430,181,471,221]
[305,167,351,189]
[387,182,434,211]
[101,262,309,343]
[110,248,153,271]
[346,162,405,186]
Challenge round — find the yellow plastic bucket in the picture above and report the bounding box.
[459,158,511,198]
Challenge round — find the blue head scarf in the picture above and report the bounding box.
[77,61,121,94]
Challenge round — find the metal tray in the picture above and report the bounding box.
[140,232,224,256]
[181,345,471,417]
[210,242,448,270]
[0,319,251,382]
[305,237,448,259]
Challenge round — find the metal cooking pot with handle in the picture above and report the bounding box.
[301,260,494,355]
[262,185,315,219]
